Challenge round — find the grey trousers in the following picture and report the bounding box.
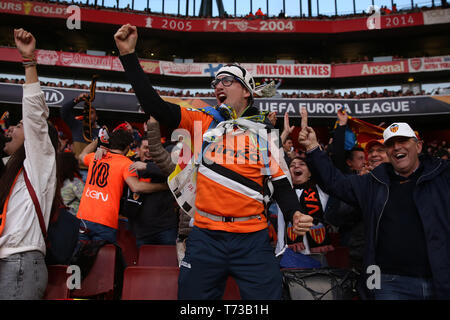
[0,250,48,300]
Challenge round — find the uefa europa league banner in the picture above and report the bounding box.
[1,83,449,118]
[253,96,450,118]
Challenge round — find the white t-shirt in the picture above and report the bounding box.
[0,82,57,258]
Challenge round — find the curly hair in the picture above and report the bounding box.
[108,129,133,151]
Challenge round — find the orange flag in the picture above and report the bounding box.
[334,113,385,150]
[346,115,384,150]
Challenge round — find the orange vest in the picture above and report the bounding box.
[179,108,286,233]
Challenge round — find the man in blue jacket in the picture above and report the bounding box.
[298,107,450,300]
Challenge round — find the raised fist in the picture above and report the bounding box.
[337,107,348,126]
[114,24,138,56]
[292,211,314,236]
[14,28,36,59]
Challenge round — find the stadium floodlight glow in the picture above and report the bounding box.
[408,77,415,82]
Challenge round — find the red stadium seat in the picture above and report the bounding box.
[137,245,179,267]
[222,276,241,300]
[116,223,138,266]
[121,266,179,300]
[325,246,350,269]
[70,244,117,299]
[44,265,70,300]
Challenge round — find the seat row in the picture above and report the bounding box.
[44,222,348,299]
[44,244,242,300]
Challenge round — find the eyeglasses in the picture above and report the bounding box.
[210,75,238,89]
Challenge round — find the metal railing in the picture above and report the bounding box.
[47,0,445,18]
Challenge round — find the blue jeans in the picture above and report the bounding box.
[178,227,282,300]
[374,274,436,300]
[136,228,178,248]
[72,220,117,260]
[0,251,47,300]
[77,220,117,243]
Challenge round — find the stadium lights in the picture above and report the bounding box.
[408,77,415,82]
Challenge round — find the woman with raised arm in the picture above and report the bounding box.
[0,29,60,300]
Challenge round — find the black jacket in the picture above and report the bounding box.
[125,160,178,239]
[307,148,450,299]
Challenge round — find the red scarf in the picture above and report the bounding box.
[287,185,333,253]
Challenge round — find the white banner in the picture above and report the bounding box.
[423,8,450,25]
[409,55,450,73]
[158,62,331,78]
[159,61,205,77]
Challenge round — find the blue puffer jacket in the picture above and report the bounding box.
[306,148,450,299]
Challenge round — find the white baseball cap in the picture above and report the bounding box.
[383,122,418,144]
[215,64,256,96]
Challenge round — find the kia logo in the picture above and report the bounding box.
[42,88,64,105]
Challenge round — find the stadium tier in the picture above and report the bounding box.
[0,2,448,116]
[0,0,448,33]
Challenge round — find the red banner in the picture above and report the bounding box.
[0,0,426,33]
[0,47,330,78]
[11,47,447,79]
[0,47,160,74]
[2,47,436,79]
[0,0,67,17]
[332,60,409,78]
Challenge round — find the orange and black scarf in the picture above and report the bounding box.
[287,185,331,249]
[81,75,99,143]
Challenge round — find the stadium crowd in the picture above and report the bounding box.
[0,26,449,301]
[0,77,438,99]
[281,89,429,99]
[0,39,432,64]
